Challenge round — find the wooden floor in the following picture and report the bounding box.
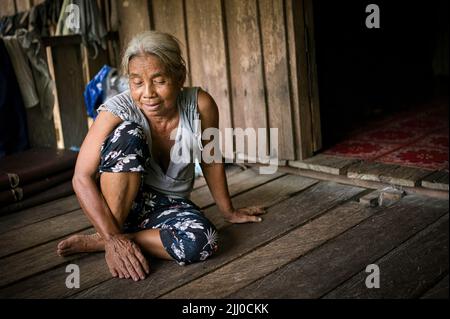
[0,166,448,299]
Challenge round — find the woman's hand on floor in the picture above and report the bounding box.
[104,234,150,281]
[223,206,266,224]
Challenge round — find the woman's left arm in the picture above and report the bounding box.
[197,89,265,223]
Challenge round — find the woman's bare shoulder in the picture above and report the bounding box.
[197,88,219,121]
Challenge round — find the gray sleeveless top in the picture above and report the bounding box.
[97,87,203,199]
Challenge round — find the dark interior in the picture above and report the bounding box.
[313,0,449,149]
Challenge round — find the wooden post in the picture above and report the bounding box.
[45,36,88,150]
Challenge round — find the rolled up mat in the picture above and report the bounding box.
[0,169,74,206]
[0,180,74,215]
[0,148,77,192]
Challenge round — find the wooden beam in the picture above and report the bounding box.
[48,42,88,149]
[116,0,151,50]
[258,0,295,160]
[151,0,191,85]
[289,154,360,175]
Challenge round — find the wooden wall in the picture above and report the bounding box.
[0,0,321,161]
[114,0,321,160]
[118,0,321,161]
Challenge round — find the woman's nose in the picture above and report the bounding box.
[143,82,157,98]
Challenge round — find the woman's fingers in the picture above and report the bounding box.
[127,253,147,280]
[123,256,140,281]
[240,206,266,216]
[135,250,150,275]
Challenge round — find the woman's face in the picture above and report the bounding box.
[128,54,181,117]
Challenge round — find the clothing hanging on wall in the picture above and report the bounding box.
[2,29,55,120]
[56,0,107,58]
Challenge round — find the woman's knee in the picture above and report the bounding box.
[99,121,150,173]
[161,225,219,265]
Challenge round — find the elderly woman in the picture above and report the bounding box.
[56,31,264,281]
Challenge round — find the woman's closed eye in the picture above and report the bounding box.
[153,79,166,85]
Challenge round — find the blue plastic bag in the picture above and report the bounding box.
[83,64,111,119]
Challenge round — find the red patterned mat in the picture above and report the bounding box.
[324,98,449,171]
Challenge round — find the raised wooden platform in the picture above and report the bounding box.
[0,166,447,299]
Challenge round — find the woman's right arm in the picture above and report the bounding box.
[73,111,149,281]
[72,111,122,237]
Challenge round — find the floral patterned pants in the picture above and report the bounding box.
[98,121,218,265]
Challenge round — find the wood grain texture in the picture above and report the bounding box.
[225,0,267,140]
[192,168,284,208]
[347,161,433,187]
[0,195,79,233]
[0,252,109,298]
[289,154,360,175]
[193,165,243,189]
[258,0,294,160]
[117,0,151,49]
[185,0,233,158]
[286,0,313,160]
[303,0,322,151]
[204,174,318,229]
[0,0,16,17]
[71,181,363,298]
[324,214,449,298]
[231,195,448,298]
[50,44,88,149]
[163,201,381,298]
[15,0,30,13]
[0,228,94,288]
[0,209,91,258]
[151,0,190,85]
[422,171,449,191]
[421,274,449,299]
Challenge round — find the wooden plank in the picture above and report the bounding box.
[324,214,449,298]
[0,195,79,233]
[422,171,449,191]
[225,0,267,155]
[0,168,272,260]
[0,252,108,298]
[0,0,15,17]
[347,161,433,187]
[193,165,243,189]
[0,228,94,288]
[151,0,190,86]
[279,164,449,201]
[70,181,364,298]
[258,0,294,160]
[303,0,322,151]
[204,174,318,230]
[15,0,31,13]
[286,0,313,160]
[421,274,449,299]
[0,173,318,297]
[117,0,151,49]
[162,201,382,298]
[230,195,448,298]
[50,44,88,149]
[185,0,233,158]
[0,209,91,258]
[289,154,360,175]
[192,168,284,208]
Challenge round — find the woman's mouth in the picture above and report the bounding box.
[142,102,161,109]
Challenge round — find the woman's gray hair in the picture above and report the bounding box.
[121,31,187,84]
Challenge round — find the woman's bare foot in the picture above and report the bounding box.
[57,233,104,256]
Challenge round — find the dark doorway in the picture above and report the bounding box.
[313,0,449,149]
